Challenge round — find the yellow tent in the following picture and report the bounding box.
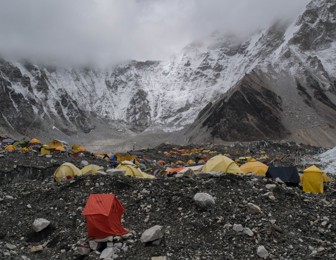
[240,161,268,176]
[30,138,41,144]
[81,164,104,175]
[72,144,87,153]
[202,155,242,175]
[19,147,30,152]
[115,152,137,162]
[187,160,196,165]
[48,140,65,151]
[302,165,327,193]
[116,164,155,179]
[41,147,51,155]
[5,145,16,151]
[54,163,82,182]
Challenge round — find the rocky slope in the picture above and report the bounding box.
[0,0,336,147]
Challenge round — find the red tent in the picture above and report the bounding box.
[82,194,128,238]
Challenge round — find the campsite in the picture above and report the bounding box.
[1,0,336,259]
[0,137,336,259]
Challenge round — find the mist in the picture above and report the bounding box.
[0,0,310,66]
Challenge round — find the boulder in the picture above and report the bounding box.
[193,193,215,209]
[140,225,164,243]
[33,218,50,232]
[100,247,114,259]
[257,245,269,259]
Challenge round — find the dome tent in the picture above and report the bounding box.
[240,161,268,176]
[202,155,241,175]
[54,163,82,182]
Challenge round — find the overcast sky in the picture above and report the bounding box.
[0,0,310,66]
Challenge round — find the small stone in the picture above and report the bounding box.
[89,241,99,251]
[78,247,91,255]
[5,195,14,199]
[224,223,232,229]
[121,233,133,239]
[140,225,164,243]
[257,245,269,259]
[275,177,284,184]
[243,227,254,237]
[114,243,123,249]
[27,204,32,209]
[113,236,122,242]
[233,224,244,232]
[30,245,43,253]
[45,155,52,158]
[100,247,114,259]
[152,257,167,260]
[33,218,50,232]
[272,224,283,233]
[60,249,66,253]
[126,239,135,245]
[81,160,89,166]
[266,184,276,190]
[94,236,113,242]
[247,203,262,214]
[6,243,16,250]
[193,193,215,209]
[269,195,276,201]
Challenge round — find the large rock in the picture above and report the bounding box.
[100,247,114,259]
[140,225,164,243]
[33,218,50,232]
[257,245,269,259]
[193,193,215,209]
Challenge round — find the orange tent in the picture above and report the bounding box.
[82,194,128,238]
[157,160,166,166]
[176,160,185,165]
[166,167,185,174]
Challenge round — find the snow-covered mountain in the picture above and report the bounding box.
[0,0,336,147]
[185,0,336,147]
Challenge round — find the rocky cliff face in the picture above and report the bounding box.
[185,0,336,146]
[0,0,335,146]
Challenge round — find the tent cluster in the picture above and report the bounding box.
[53,160,155,182]
[54,163,105,182]
[159,154,332,194]
[0,137,90,156]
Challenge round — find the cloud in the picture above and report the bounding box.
[0,0,310,66]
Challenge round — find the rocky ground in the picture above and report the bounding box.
[0,141,334,259]
[0,173,336,260]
